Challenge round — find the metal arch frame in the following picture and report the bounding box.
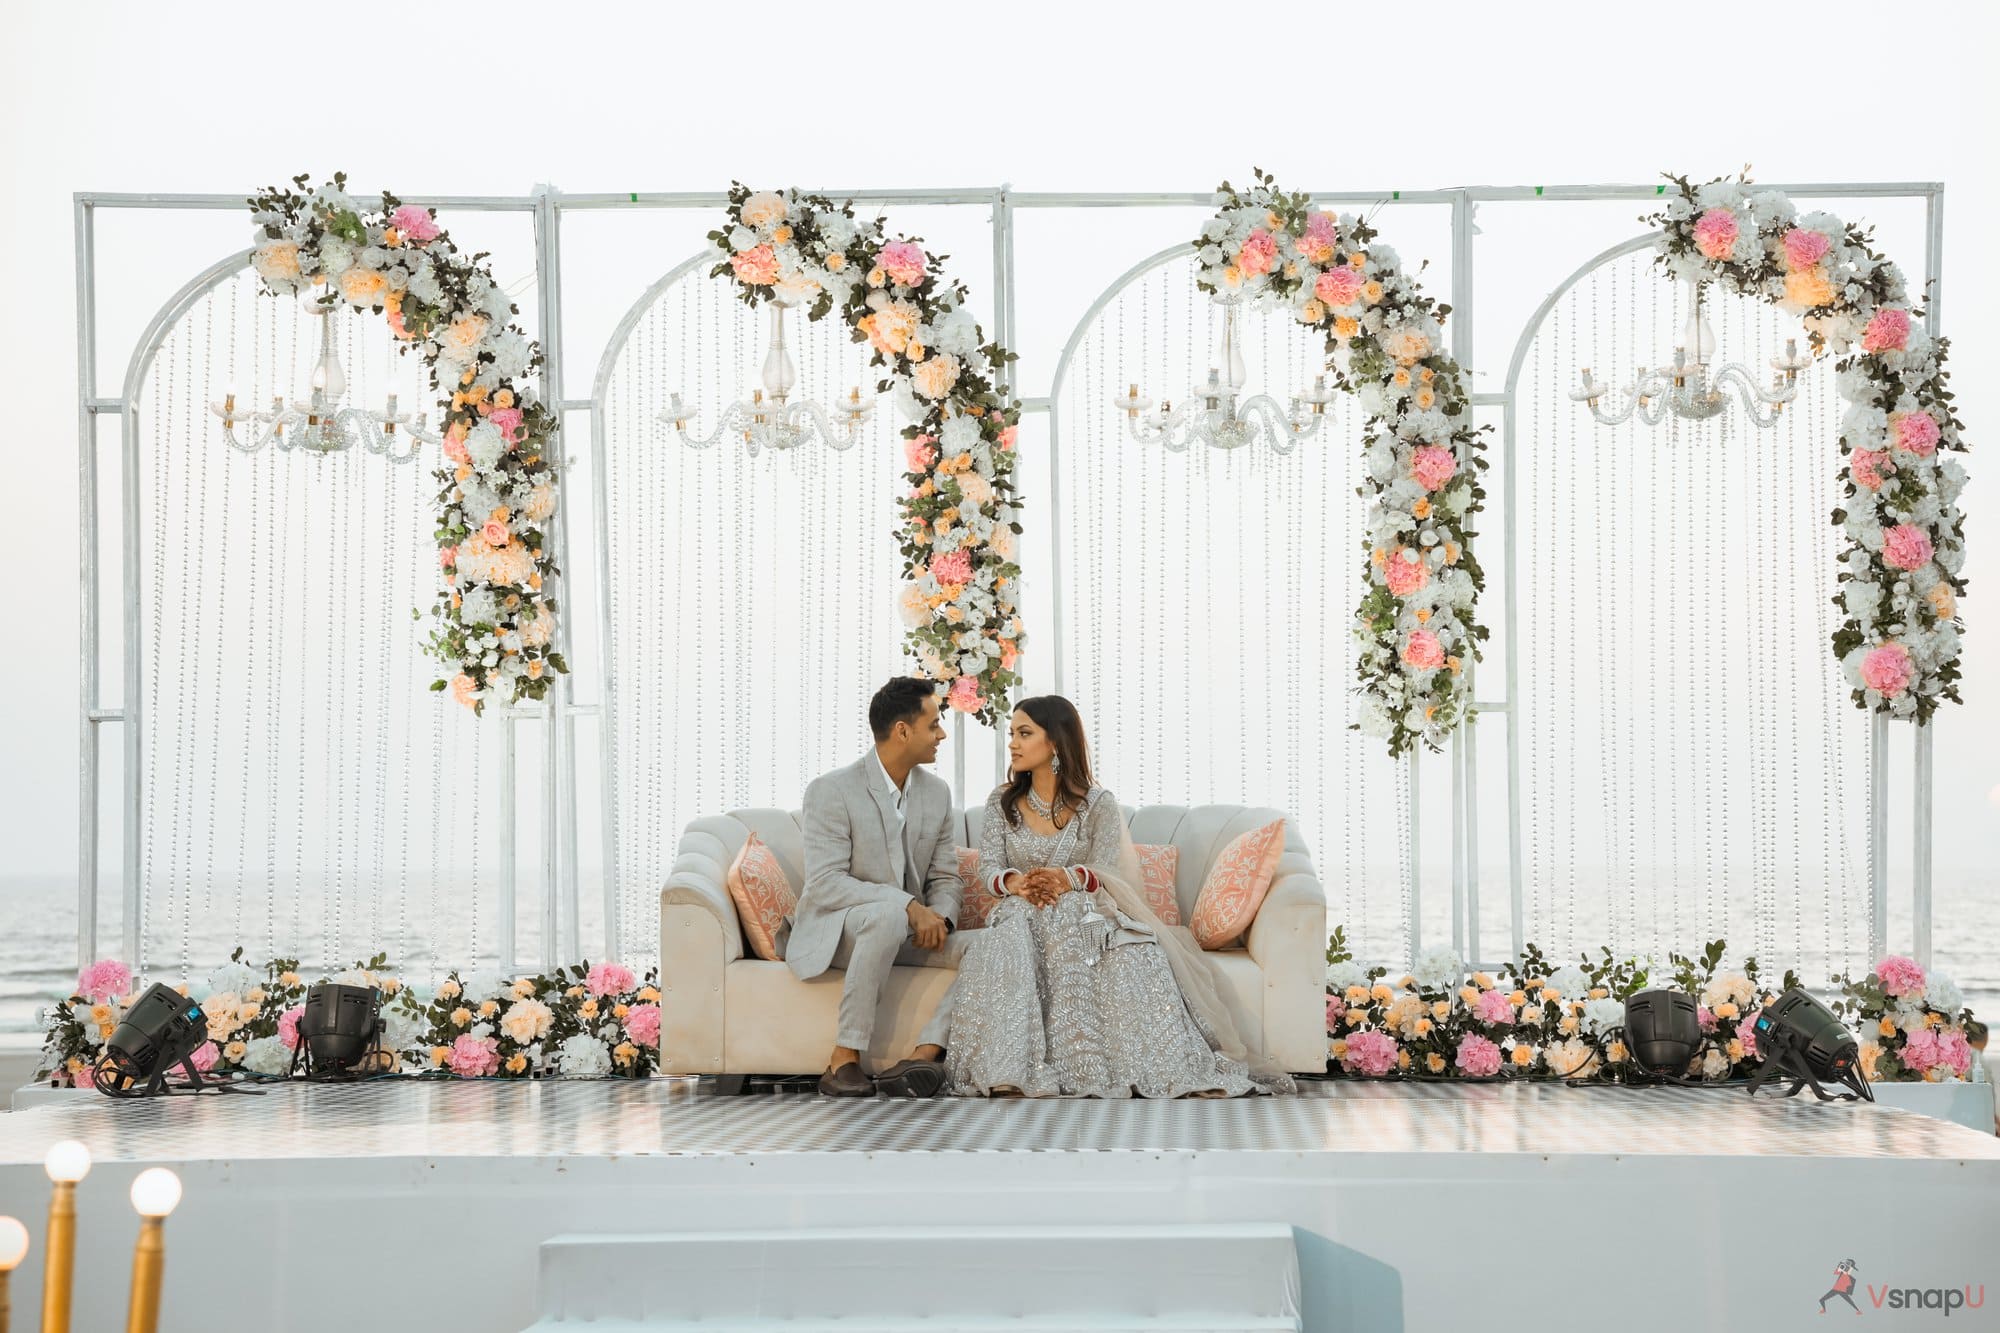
[75,179,1948,978]
[585,247,720,959]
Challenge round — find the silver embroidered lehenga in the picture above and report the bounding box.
[943,785,1294,1099]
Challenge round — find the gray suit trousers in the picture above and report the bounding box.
[827,899,970,1053]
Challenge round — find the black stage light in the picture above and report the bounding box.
[292,982,386,1079]
[1746,986,1873,1102]
[92,983,218,1098]
[1623,988,1702,1075]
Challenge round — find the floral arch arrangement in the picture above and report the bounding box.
[1646,175,1967,721]
[1195,169,1488,757]
[707,184,1025,726]
[245,172,567,714]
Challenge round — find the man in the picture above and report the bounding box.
[780,677,967,1097]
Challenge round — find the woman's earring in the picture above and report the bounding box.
[1050,754,1061,776]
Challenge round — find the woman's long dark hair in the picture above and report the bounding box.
[1001,695,1095,828]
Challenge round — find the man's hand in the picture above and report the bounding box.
[906,898,949,950]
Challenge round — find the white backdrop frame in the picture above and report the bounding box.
[73,180,1945,977]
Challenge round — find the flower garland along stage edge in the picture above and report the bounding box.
[1646,174,1968,722]
[1195,169,1489,758]
[247,172,569,714]
[708,184,1025,727]
[38,951,662,1086]
[1321,929,1984,1085]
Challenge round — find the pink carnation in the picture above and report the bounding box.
[1735,1015,1759,1059]
[585,961,636,998]
[76,959,131,1002]
[442,435,469,465]
[1237,230,1278,277]
[1882,524,1934,572]
[997,425,1018,451]
[439,545,458,570]
[1848,448,1891,492]
[1340,1028,1399,1077]
[1400,629,1445,671]
[1875,954,1927,1000]
[1901,1025,1941,1073]
[729,244,779,286]
[1861,307,1911,355]
[1937,1028,1972,1077]
[188,1041,220,1072]
[1325,995,1344,1031]
[1475,989,1515,1026]
[1384,551,1430,598]
[1892,411,1940,457]
[1781,227,1832,271]
[904,435,939,472]
[1304,211,1338,245]
[930,549,972,586]
[877,240,927,287]
[1314,266,1364,307]
[946,675,985,714]
[1697,1005,1716,1032]
[278,1006,305,1049]
[1692,208,1740,261]
[1410,445,1457,492]
[487,407,525,443]
[448,1033,500,1078]
[1455,1034,1503,1077]
[625,1002,662,1049]
[1860,643,1914,697]
[390,204,442,245]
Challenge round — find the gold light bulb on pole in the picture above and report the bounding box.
[40,1140,90,1333]
[124,1170,180,1333]
[0,1215,30,1333]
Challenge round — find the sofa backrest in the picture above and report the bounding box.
[715,801,1304,928]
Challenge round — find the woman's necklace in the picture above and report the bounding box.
[1025,785,1066,825]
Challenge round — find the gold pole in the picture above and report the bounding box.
[38,1182,74,1333]
[3,1267,12,1333]
[123,1219,163,1333]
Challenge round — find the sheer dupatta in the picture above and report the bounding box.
[1086,801,1297,1094]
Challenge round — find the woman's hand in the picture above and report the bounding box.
[1018,867,1070,909]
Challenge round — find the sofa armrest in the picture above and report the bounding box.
[657,819,751,1076]
[1246,861,1328,1074]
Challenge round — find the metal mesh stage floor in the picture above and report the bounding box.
[3,1077,1997,1163]
[2,1080,1995,1332]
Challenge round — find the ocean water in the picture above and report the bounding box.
[2,872,1996,1036]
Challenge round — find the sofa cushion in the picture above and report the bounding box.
[726,833,797,962]
[955,847,996,930]
[1188,818,1286,949]
[1136,843,1181,926]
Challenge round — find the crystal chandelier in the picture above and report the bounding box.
[660,300,875,456]
[1570,281,1813,429]
[210,306,439,462]
[1112,296,1334,455]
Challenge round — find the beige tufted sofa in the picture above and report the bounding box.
[658,802,1329,1076]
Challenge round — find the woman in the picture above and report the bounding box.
[944,695,1294,1098]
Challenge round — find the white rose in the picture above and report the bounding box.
[556,1032,612,1078]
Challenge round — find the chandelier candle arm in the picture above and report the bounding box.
[661,299,873,457]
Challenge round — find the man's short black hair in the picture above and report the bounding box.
[869,677,938,740]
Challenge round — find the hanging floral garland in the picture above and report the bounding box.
[707,184,1024,726]
[246,172,568,714]
[1645,175,1967,721]
[1194,169,1488,757]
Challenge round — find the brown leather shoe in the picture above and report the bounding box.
[817,1061,875,1097]
[874,1058,946,1099]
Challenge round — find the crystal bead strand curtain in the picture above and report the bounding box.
[1055,254,1408,963]
[599,267,906,967]
[1516,247,1867,978]
[134,271,495,984]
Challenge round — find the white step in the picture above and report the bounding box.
[524,1223,1302,1331]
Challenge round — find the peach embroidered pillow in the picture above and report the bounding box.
[1187,818,1285,949]
[726,832,797,962]
[1135,843,1182,927]
[955,847,996,930]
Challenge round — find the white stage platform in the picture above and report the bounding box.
[0,1080,1995,1332]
